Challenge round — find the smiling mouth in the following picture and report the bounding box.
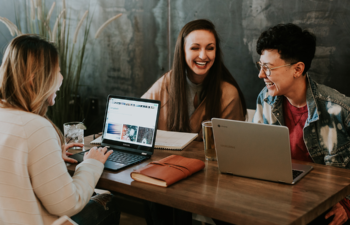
[265,81,275,88]
[194,61,209,68]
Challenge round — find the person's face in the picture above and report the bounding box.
[184,30,216,79]
[48,67,63,106]
[258,49,296,97]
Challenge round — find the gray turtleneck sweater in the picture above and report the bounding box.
[186,75,203,117]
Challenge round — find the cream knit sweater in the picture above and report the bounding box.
[0,108,104,225]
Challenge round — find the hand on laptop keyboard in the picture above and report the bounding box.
[84,146,113,164]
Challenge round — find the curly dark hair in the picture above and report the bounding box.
[256,23,316,75]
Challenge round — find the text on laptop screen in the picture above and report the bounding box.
[103,98,159,147]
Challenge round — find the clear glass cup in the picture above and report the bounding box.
[202,120,217,161]
[63,122,84,149]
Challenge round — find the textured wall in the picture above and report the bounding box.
[1,0,350,132]
[0,1,16,56]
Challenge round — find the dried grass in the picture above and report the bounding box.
[60,19,66,50]
[36,0,42,8]
[36,0,42,20]
[62,0,66,19]
[95,13,122,39]
[73,10,88,44]
[0,17,21,36]
[30,0,35,21]
[46,2,55,24]
[0,17,15,36]
[52,9,66,42]
[37,6,42,21]
[6,1,122,130]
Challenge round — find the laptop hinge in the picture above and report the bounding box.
[141,152,147,155]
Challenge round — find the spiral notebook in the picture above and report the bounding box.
[91,130,198,151]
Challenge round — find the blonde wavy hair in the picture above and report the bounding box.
[0,34,63,142]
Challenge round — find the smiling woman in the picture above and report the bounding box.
[184,29,216,83]
[142,19,247,137]
[141,19,247,225]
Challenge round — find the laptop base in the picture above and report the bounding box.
[70,149,150,171]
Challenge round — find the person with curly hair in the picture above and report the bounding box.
[254,23,350,225]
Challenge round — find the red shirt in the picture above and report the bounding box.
[283,98,313,162]
[283,97,350,218]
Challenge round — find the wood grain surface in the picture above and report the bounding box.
[67,135,350,225]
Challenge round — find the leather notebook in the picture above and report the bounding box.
[131,155,205,187]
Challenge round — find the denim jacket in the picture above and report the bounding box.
[253,74,350,169]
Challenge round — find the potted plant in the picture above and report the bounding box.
[0,0,121,131]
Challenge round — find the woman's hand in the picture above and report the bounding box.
[61,143,84,163]
[326,202,348,225]
[84,146,113,164]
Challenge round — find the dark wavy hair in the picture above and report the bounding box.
[256,23,316,75]
[167,19,247,132]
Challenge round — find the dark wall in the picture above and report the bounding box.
[1,0,350,133]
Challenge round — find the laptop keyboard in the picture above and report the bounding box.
[107,151,148,165]
[78,149,148,165]
[292,170,303,179]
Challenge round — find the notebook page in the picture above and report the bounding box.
[155,130,198,150]
[90,130,198,150]
[90,136,102,144]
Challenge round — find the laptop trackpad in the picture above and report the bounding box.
[292,163,312,172]
[105,161,125,170]
[292,163,313,183]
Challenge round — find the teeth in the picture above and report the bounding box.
[265,82,274,86]
[196,62,206,65]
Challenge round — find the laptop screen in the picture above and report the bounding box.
[101,95,160,153]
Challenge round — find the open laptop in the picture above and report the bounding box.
[70,95,160,171]
[211,118,313,184]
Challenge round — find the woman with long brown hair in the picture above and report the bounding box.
[0,35,119,225]
[142,19,245,225]
[142,19,247,137]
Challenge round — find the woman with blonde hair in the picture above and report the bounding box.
[0,35,120,225]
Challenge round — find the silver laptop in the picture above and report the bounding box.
[211,118,313,184]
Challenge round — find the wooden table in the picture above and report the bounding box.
[67,136,350,225]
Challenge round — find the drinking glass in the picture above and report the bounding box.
[63,122,84,149]
[202,120,217,161]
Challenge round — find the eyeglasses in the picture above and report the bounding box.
[256,61,297,76]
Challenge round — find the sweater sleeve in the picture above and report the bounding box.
[26,117,104,217]
[221,95,245,121]
[220,82,245,121]
[141,75,165,100]
[142,84,157,100]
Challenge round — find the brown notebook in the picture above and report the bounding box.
[130,155,205,187]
